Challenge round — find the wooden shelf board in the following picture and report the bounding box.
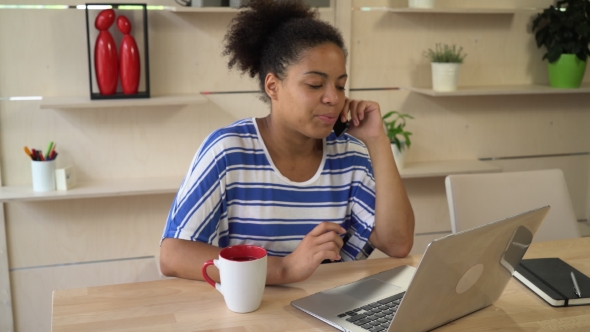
[399,160,501,179]
[405,84,590,97]
[0,161,500,202]
[355,7,539,14]
[0,176,183,202]
[164,6,238,13]
[167,6,332,13]
[40,94,208,109]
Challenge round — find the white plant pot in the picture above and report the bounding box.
[408,0,435,9]
[391,143,407,169]
[431,62,461,92]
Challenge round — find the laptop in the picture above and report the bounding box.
[291,206,550,332]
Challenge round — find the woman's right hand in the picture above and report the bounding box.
[281,222,346,282]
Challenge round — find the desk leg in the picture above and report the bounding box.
[0,203,14,332]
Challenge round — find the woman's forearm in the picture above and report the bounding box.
[364,135,415,257]
[159,238,296,285]
[160,238,222,281]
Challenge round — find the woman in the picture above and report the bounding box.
[160,0,414,285]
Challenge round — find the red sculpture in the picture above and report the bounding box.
[94,9,119,95]
[117,15,140,95]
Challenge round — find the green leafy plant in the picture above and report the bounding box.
[423,43,467,63]
[382,111,414,151]
[532,0,590,62]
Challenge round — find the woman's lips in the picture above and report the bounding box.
[317,115,338,124]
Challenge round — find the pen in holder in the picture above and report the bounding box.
[31,159,56,192]
[26,142,58,192]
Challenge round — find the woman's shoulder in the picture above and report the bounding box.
[195,118,260,159]
[210,118,257,139]
[203,118,258,147]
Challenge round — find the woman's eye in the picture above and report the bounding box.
[308,84,322,89]
[337,86,345,91]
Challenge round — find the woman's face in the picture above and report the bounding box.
[272,42,348,139]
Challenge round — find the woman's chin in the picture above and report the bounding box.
[315,128,333,139]
[299,125,333,139]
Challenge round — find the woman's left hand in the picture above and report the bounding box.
[339,98,386,144]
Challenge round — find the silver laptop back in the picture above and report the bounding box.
[389,206,548,331]
[291,206,549,332]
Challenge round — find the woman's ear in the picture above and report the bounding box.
[265,73,280,101]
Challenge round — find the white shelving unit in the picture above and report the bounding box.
[0,160,499,202]
[0,176,182,202]
[405,84,590,97]
[355,7,538,14]
[399,160,500,179]
[40,94,208,109]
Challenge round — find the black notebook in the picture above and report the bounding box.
[514,258,590,307]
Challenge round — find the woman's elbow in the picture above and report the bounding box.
[380,234,413,258]
[395,239,414,257]
[388,238,413,258]
[159,256,176,277]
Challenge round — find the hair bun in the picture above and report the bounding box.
[223,0,316,78]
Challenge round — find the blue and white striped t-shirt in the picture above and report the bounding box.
[162,118,377,261]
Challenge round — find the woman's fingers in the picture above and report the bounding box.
[313,241,342,262]
[305,222,345,263]
[349,100,359,126]
[314,229,344,249]
[341,99,351,122]
[347,100,370,127]
[283,222,347,282]
[308,222,346,237]
[356,100,367,122]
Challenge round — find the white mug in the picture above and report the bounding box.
[202,245,267,313]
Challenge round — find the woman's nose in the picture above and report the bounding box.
[321,85,340,106]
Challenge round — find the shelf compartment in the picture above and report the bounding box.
[0,176,182,202]
[166,6,332,13]
[39,94,208,109]
[399,160,501,179]
[163,6,239,13]
[355,7,539,14]
[405,84,590,97]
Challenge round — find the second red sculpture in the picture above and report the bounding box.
[117,15,140,95]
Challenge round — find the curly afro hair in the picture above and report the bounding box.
[223,0,347,102]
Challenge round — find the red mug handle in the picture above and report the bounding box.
[202,259,216,287]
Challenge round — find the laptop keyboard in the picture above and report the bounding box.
[336,292,405,332]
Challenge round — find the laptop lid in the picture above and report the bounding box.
[292,206,549,332]
[389,205,548,331]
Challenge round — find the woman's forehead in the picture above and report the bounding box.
[291,44,346,76]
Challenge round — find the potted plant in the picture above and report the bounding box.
[382,111,414,169]
[408,0,435,9]
[423,43,467,92]
[532,0,590,88]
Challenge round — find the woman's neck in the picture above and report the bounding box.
[256,115,324,183]
[257,115,323,158]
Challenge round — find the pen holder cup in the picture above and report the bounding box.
[31,160,56,192]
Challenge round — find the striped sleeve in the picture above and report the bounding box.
[326,135,375,261]
[162,130,227,245]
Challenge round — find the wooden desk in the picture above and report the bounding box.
[52,237,590,331]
